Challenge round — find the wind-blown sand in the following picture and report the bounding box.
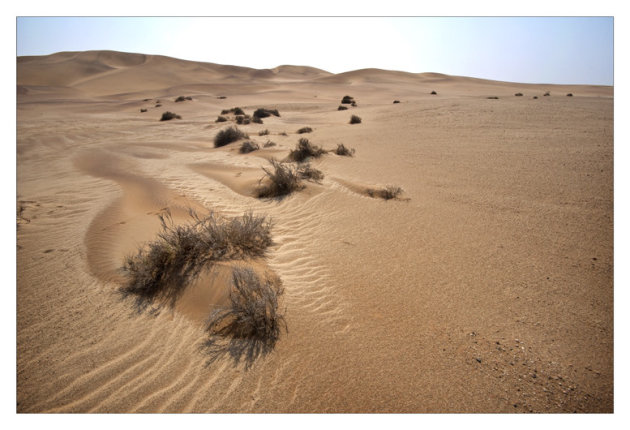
[17,50,613,413]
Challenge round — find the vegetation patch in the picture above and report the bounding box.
[349,115,362,124]
[257,159,304,198]
[430,91,437,95]
[258,129,270,136]
[515,93,523,97]
[288,138,326,162]
[140,108,147,113]
[175,95,192,102]
[253,108,280,118]
[297,127,313,134]
[335,143,355,156]
[239,141,260,154]
[338,105,348,111]
[216,116,228,123]
[566,93,573,97]
[160,111,181,121]
[297,164,324,182]
[221,107,245,116]
[366,185,404,200]
[263,140,277,148]
[393,100,400,104]
[341,95,355,104]
[214,126,248,147]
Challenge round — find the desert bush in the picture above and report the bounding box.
[297,164,324,182]
[487,96,499,99]
[263,140,276,148]
[335,143,355,156]
[239,141,260,154]
[217,96,227,99]
[143,98,151,102]
[288,138,326,162]
[351,101,357,107]
[349,115,362,124]
[140,108,147,112]
[533,96,538,99]
[214,126,248,147]
[338,105,348,111]
[257,159,304,198]
[236,115,251,125]
[367,185,403,200]
[393,100,400,104]
[430,91,437,95]
[121,211,273,309]
[251,116,263,124]
[566,93,573,97]
[258,129,270,136]
[253,108,280,118]
[155,103,162,107]
[216,115,228,123]
[221,107,245,115]
[515,93,523,97]
[203,267,286,366]
[160,111,181,121]
[175,96,187,102]
[341,95,354,104]
[297,127,313,134]
[544,91,550,96]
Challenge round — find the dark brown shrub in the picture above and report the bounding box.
[214,126,248,147]
[215,116,228,123]
[393,100,400,104]
[341,95,354,104]
[297,127,313,134]
[257,159,304,198]
[239,141,260,154]
[338,105,348,111]
[288,138,325,162]
[160,111,181,121]
[366,185,403,200]
[258,129,270,136]
[335,143,355,156]
[349,115,362,124]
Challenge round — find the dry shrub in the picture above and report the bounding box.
[236,115,251,125]
[349,115,362,124]
[487,96,499,99]
[216,116,228,123]
[515,93,523,97]
[221,107,245,115]
[335,143,355,156]
[297,127,313,134]
[367,185,403,200]
[288,138,326,162]
[160,111,181,121]
[252,116,263,124]
[140,108,147,112]
[393,100,400,104]
[430,91,437,95]
[338,105,348,111]
[297,164,324,182]
[257,159,304,198]
[263,140,276,148]
[253,108,280,118]
[217,96,227,99]
[341,95,354,104]
[214,126,248,147]
[202,267,287,368]
[566,93,573,97]
[239,141,260,154]
[258,129,270,136]
[544,92,550,96]
[175,95,191,102]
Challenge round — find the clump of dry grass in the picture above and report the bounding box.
[215,116,228,123]
[239,141,260,154]
[515,92,523,97]
[487,96,499,100]
[566,93,573,97]
[140,108,147,112]
[544,91,550,96]
[121,211,274,310]
[335,143,355,156]
[263,140,276,148]
[253,108,280,118]
[258,129,270,136]
[236,115,251,125]
[349,115,362,124]
[221,107,245,115]
[214,126,248,147]
[297,163,324,182]
[288,138,326,162]
[251,116,263,124]
[160,111,181,121]
[202,267,287,368]
[393,100,400,104]
[341,95,354,104]
[338,105,348,111]
[297,127,313,134]
[257,159,304,198]
[430,91,437,95]
[366,185,403,200]
[175,95,192,102]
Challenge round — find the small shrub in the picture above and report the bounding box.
[393,100,400,104]
[263,140,276,148]
[297,164,324,182]
[253,108,280,118]
[349,115,362,124]
[341,95,354,104]
[140,108,147,112]
[215,116,228,123]
[217,96,227,99]
[252,116,263,124]
[205,267,286,360]
[143,98,151,102]
[214,126,248,147]
[297,127,313,134]
[259,129,270,136]
[288,138,325,162]
[515,93,523,97]
[160,111,181,121]
[544,91,550,96]
[487,96,499,99]
[236,115,251,125]
[533,96,538,99]
[221,107,245,115]
[430,91,437,95]
[279,132,288,136]
[335,143,355,156]
[155,104,162,107]
[175,95,187,102]
[257,159,304,198]
[367,185,403,200]
[338,105,348,111]
[239,141,260,154]
[351,101,357,107]
[566,93,573,97]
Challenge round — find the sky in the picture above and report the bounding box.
[16,17,613,85]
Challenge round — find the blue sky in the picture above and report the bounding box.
[17,17,613,85]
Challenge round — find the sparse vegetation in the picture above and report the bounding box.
[430,91,437,95]
[279,132,288,136]
[349,115,362,124]
[216,116,228,123]
[263,140,276,148]
[366,185,403,200]
[214,126,248,147]
[515,93,523,97]
[221,107,245,116]
[544,91,550,96]
[239,141,260,154]
[257,159,304,198]
[335,143,355,156]
[160,111,181,121]
[140,108,147,112]
[252,116,263,124]
[174,95,192,102]
[351,101,357,107]
[567,93,573,97]
[258,129,270,136]
[155,104,162,107]
[393,100,400,104]
[288,138,325,162]
[297,127,313,134]
[121,211,274,310]
[253,108,280,118]
[203,267,286,367]
[338,105,348,111]
[487,96,499,99]
[297,164,324,182]
[533,96,538,99]
[236,115,251,125]
[217,96,227,99]
[341,95,354,104]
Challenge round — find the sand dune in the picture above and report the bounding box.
[17,50,613,413]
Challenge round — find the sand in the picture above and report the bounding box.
[16,50,613,413]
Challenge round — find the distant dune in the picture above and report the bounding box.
[17,50,613,413]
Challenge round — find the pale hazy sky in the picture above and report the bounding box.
[17,16,614,86]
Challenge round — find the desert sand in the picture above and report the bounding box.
[17,50,613,413]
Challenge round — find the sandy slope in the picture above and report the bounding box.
[17,50,613,413]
